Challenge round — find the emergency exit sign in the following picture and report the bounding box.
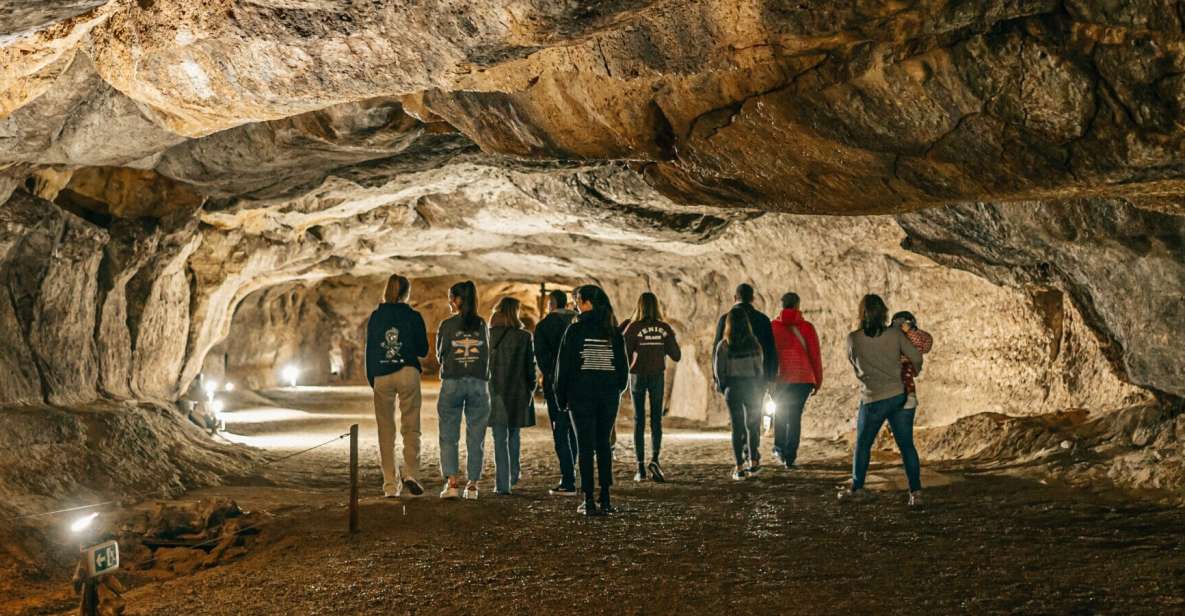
[84,540,119,578]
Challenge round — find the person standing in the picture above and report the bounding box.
[488,297,537,495]
[555,285,628,516]
[622,292,681,482]
[533,289,579,496]
[770,292,823,468]
[365,274,429,498]
[891,311,933,413]
[436,280,491,500]
[713,283,778,385]
[841,294,924,506]
[713,307,765,480]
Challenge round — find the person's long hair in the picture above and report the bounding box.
[859,294,889,337]
[383,274,410,303]
[449,280,481,331]
[575,284,617,336]
[723,307,757,354]
[490,296,523,329]
[631,291,662,324]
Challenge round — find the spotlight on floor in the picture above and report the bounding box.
[71,512,99,534]
[203,379,219,401]
[282,365,299,388]
[211,399,226,431]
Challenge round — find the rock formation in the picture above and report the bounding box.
[2,1,1185,508]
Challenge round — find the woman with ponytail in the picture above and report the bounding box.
[554,284,628,516]
[435,280,492,500]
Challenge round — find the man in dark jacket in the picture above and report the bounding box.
[365,274,429,498]
[714,283,779,384]
[533,289,579,496]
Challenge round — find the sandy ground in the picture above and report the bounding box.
[12,385,1185,615]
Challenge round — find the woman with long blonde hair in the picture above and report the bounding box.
[487,297,537,495]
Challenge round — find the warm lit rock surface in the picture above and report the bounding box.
[2,0,1185,506]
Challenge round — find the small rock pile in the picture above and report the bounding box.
[120,498,265,577]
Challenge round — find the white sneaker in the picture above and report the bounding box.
[463,481,479,500]
[908,491,922,507]
[439,476,460,500]
[383,482,401,498]
[837,488,870,502]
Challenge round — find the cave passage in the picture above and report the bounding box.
[5,1,1185,614]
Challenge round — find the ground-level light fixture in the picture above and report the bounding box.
[203,379,219,401]
[224,382,235,392]
[764,400,776,416]
[70,512,99,534]
[282,365,299,388]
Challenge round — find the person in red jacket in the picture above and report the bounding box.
[770,292,822,468]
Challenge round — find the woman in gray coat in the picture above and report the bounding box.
[488,297,538,495]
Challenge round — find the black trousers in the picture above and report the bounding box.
[570,393,620,497]
[630,373,664,463]
[544,381,578,489]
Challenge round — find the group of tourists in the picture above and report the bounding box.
[364,274,932,516]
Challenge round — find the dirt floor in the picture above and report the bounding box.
[10,385,1185,615]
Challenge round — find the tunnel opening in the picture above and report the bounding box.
[4,3,1185,611]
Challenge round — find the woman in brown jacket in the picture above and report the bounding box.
[488,297,537,495]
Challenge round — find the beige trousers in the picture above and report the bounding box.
[372,367,422,488]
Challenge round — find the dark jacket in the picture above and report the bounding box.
[489,326,538,428]
[365,303,429,386]
[623,320,681,375]
[714,302,778,381]
[533,308,576,389]
[554,310,628,411]
[436,315,489,380]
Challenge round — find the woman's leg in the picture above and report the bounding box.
[463,379,491,482]
[742,379,764,465]
[851,401,889,491]
[509,427,521,486]
[570,406,597,499]
[887,406,922,492]
[436,379,463,480]
[491,423,509,493]
[649,374,665,462]
[595,395,618,497]
[724,383,747,466]
[630,375,647,468]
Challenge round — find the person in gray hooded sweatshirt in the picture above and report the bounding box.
[436,280,491,500]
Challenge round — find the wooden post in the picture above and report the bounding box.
[79,579,98,616]
[349,423,359,534]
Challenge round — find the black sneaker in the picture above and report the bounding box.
[647,460,665,483]
[747,463,761,475]
[402,477,424,497]
[549,484,578,497]
[578,498,600,516]
[600,501,618,515]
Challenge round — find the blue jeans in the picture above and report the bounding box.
[544,381,577,489]
[437,377,491,481]
[630,373,664,463]
[773,382,813,465]
[851,393,921,492]
[491,424,521,493]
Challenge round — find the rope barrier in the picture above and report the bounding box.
[5,430,352,522]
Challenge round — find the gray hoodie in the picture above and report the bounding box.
[846,328,923,404]
[436,315,490,380]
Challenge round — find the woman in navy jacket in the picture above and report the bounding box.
[554,285,628,516]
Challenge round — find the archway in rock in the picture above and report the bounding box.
[4,2,1185,612]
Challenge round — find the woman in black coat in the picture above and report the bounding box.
[555,285,628,516]
[488,297,537,495]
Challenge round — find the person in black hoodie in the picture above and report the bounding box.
[365,274,429,498]
[712,283,777,471]
[555,285,628,516]
[533,289,579,496]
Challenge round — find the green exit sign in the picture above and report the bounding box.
[84,540,120,578]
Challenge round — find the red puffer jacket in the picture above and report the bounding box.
[771,308,822,387]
